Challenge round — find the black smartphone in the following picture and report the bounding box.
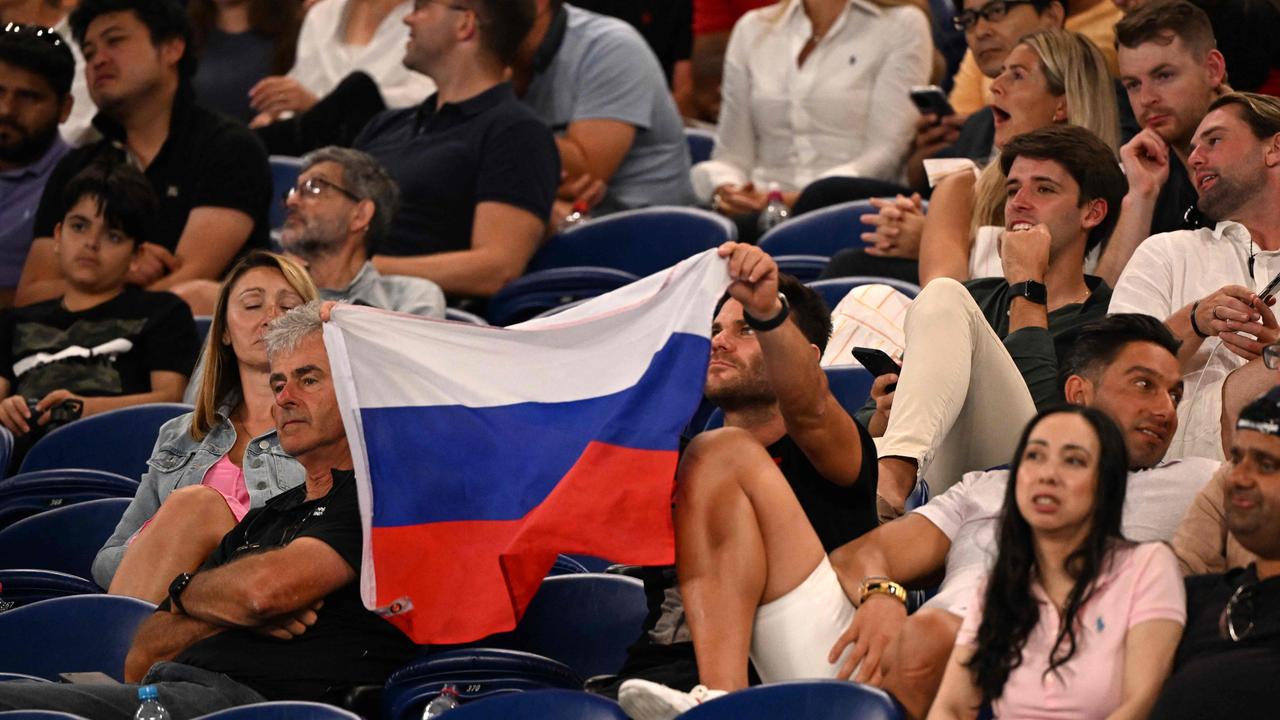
[910,85,955,119]
[1259,269,1280,303]
[852,347,902,377]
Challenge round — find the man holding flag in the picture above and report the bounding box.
[619,244,881,717]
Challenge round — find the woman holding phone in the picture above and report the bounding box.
[929,406,1184,720]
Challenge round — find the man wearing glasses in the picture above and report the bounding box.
[1151,386,1280,719]
[0,23,73,307]
[0,302,417,718]
[354,0,560,302]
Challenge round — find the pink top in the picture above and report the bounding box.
[200,454,251,523]
[956,542,1186,719]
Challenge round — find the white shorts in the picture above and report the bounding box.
[750,555,857,683]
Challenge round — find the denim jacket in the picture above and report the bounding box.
[91,394,305,588]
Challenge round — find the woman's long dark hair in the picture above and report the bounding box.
[966,405,1132,704]
[189,0,301,76]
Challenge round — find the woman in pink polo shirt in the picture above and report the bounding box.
[930,406,1185,720]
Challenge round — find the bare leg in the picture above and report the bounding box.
[675,427,827,691]
[108,485,238,603]
[879,608,963,719]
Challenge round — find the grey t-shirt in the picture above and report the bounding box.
[522,4,695,214]
[319,262,446,319]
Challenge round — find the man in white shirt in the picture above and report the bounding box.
[830,313,1214,718]
[1109,92,1280,461]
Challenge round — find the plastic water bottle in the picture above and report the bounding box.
[421,685,460,718]
[757,183,789,234]
[134,686,170,720]
[562,200,591,229]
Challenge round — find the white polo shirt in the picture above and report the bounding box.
[1109,221,1280,461]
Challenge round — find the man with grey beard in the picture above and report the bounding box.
[1110,92,1280,462]
[280,146,444,318]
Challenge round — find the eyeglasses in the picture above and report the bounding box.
[1,22,68,49]
[1219,583,1256,642]
[1265,343,1280,370]
[953,0,1035,31]
[283,177,360,205]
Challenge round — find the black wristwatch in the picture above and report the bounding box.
[1008,280,1047,305]
[168,572,194,614]
[743,292,790,332]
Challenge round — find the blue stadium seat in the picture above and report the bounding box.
[0,469,138,529]
[680,680,902,720]
[758,201,882,258]
[527,207,735,277]
[268,155,304,231]
[685,128,716,165]
[772,255,829,282]
[444,308,490,326]
[0,594,155,681]
[19,403,193,477]
[382,649,581,720]
[444,689,628,719]
[0,712,89,719]
[194,315,214,349]
[487,268,639,326]
[0,569,102,610]
[192,702,361,719]
[0,498,131,581]
[548,555,591,576]
[0,673,53,683]
[0,426,12,478]
[513,573,647,680]
[806,276,922,310]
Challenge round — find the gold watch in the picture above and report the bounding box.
[858,576,907,606]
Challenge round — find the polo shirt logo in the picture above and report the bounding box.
[166,185,179,198]
[312,506,327,517]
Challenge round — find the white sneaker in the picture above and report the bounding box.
[618,679,728,720]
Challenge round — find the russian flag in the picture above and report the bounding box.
[323,250,731,644]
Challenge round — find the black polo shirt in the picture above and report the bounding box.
[1151,566,1280,719]
[33,85,271,258]
[175,469,416,701]
[354,82,560,258]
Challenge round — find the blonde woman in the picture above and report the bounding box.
[846,30,1117,283]
[693,0,935,228]
[919,29,1119,284]
[93,252,319,601]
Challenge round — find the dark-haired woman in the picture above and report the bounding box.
[929,407,1184,720]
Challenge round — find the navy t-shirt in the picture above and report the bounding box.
[355,82,560,258]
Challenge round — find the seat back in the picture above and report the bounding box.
[513,573,647,680]
[684,128,716,164]
[758,201,882,258]
[527,207,734,277]
[20,403,192,477]
[0,712,90,719]
[381,648,581,720]
[680,680,902,720]
[487,268,639,326]
[192,701,362,719]
[0,498,131,580]
[194,315,214,349]
[0,594,155,681]
[268,155,304,231]
[446,689,627,719]
[806,277,921,311]
[772,255,830,283]
[0,469,138,529]
[0,569,102,610]
[0,426,12,478]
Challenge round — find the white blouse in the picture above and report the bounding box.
[691,0,933,201]
[288,0,436,110]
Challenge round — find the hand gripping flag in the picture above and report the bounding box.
[324,250,731,643]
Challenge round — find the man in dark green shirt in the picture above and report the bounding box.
[869,125,1128,515]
